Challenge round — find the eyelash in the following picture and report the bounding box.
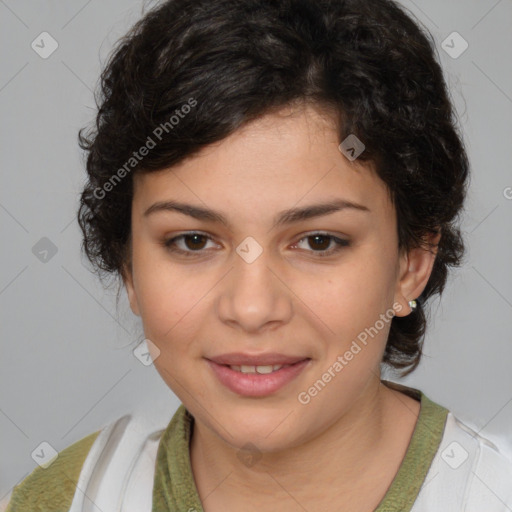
[162,231,350,258]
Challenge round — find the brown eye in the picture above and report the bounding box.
[163,232,215,256]
[307,234,332,251]
[181,233,208,250]
[294,232,350,257]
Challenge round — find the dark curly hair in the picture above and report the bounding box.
[77,0,470,376]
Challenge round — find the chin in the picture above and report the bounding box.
[205,400,305,450]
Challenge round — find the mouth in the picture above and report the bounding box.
[227,364,293,374]
[206,357,311,397]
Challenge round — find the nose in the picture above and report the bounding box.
[216,246,293,334]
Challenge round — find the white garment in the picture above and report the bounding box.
[67,412,166,512]
[411,414,512,511]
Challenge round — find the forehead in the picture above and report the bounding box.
[132,104,393,221]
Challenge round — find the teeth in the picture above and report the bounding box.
[255,365,273,374]
[229,364,288,374]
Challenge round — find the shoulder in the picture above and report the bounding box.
[413,411,512,511]
[3,410,168,512]
[3,428,102,512]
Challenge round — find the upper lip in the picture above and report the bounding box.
[207,352,309,366]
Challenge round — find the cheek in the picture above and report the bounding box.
[136,268,209,394]
[131,249,203,343]
[317,252,397,352]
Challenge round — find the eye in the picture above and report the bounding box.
[162,231,350,258]
[163,232,217,256]
[293,232,350,257]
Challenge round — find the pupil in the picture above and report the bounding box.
[310,235,329,251]
[186,234,206,250]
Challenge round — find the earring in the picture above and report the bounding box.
[408,299,417,312]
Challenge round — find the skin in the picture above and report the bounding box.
[123,102,440,511]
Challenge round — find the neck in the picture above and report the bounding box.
[189,378,417,510]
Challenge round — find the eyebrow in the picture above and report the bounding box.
[143,198,370,229]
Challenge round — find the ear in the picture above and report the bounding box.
[121,262,141,317]
[393,229,441,317]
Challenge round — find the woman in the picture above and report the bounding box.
[5,0,512,510]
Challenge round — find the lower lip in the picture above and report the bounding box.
[206,359,311,397]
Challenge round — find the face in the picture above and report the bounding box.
[124,103,436,453]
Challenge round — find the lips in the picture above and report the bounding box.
[207,352,308,366]
[206,353,311,397]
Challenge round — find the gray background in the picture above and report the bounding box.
[1,0,511,502]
